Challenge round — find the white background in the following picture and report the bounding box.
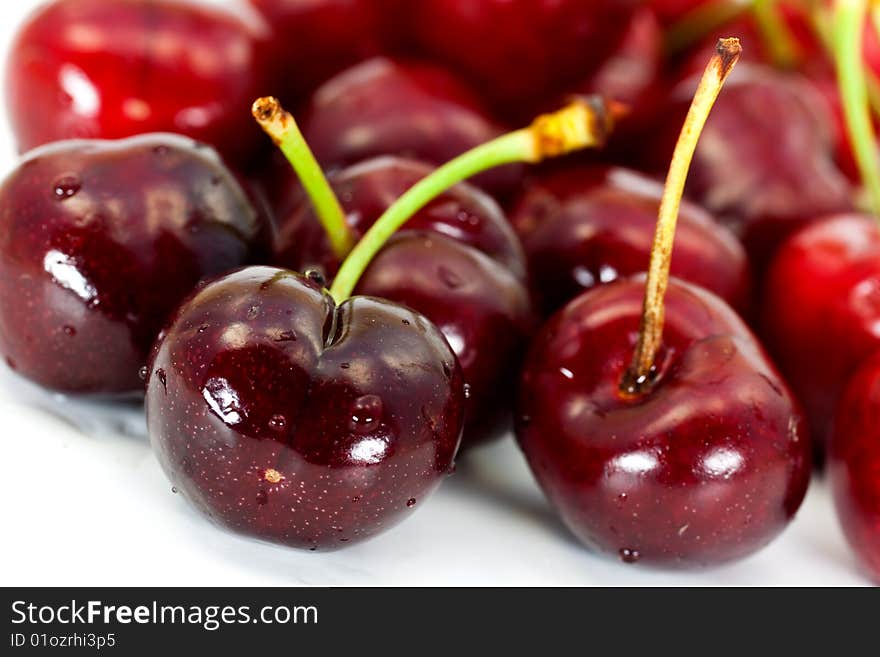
[0,0,868,586]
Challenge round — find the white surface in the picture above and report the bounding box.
[0,0,869,587]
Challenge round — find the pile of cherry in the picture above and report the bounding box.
[0,0,878,580]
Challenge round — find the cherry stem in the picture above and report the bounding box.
[833,0,880,217]
[621,38,741,397]
[328,97,619,304]
[666,0,751,53]
[752,0,801,68]
[252,97,355,260]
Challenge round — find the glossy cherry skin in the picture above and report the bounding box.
[5,0,272,167]
[408,0,638,120]
[762,214,880,447]
[517,278,811,567]
[273,156,534,445]
[300,57,520,196]
[639,65,853,270]
[510,166,751,316]
[147,266,464,550]
[248,0,389,102]
[829,353,880,582]
[0,134,266,394]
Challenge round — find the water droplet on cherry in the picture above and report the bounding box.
[53,175,81,200]
[463,383,471,399]
[619,548,641,563]
[268,414,287,432]
[406,498,417,507]
[349,394,383,433]
[138,366,149,381]
[62,325,76,336]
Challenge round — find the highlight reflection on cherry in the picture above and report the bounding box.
[147,266,464,550]
[5,0,272,166]
[0,134,266,394]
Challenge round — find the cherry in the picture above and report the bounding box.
[5,0,272,167]
[272,156,534,445]
[509,165,751,316]
[255,97,615,445]
[274,157,526,281]
[299,57,521,196]
[762,214,880,446]
[638,64,853,269]
[247,0,391,102]
[516,40,811,567]
[0,134,266,394]
[146,266,464,550]
[829,352,880,582]
[408,0,639,120]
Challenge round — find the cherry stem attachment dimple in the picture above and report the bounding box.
[327,96,620,304]
[832,0,880,218]
[621,38,742,397]
[252,97,355,260]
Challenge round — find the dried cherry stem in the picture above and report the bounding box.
[328,97,619,303]
[252,97,355,260]
[833,0,880,216]
[621,38,742,397]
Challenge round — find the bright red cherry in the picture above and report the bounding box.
[5,0,273,166]
[273,156,534,446]
[408,0,639,120]
[517,278,810,567]
[829,352,880,582]
[639,64,853,269]
[300,57,520,196]
[509,165,751,316]
[762,214,880,446]
[147,266,464,550]
[0,134,267,394]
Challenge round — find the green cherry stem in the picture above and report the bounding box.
[833,0,880,217]
[622,38,741,396]
[752,0,801,68]
[328,97,618,304]
[252,97,355,260]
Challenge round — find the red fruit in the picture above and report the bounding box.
[763,214,880,446]
[5,0,272,166]
[409,0,638,119]
[510,166,751,316]
[829,352,880,582]
[641,65,853,269]
[516,278,811,566]
[0,134,266,394]
[147,266,464,550]
[300,57,520,196]
[247,0,389,101]
[273,156,534,446]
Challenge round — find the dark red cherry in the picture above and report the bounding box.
[762,214,880,446]
[247,0,390,102]
[273,156,534,445]
[300,57,520,196]
[510,166,751,316]
[408,0,638,120]
[274,156,525,279]
[639,64,853,269]
[0,134,266,394]
[829,352,880,582]
[516,278,811,566]
[146,266,464,550]
[5,0,272,166]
